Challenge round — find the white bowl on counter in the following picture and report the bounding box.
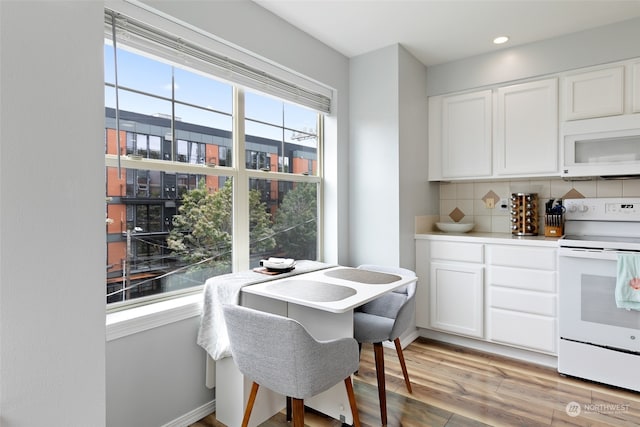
[436,222,475,233]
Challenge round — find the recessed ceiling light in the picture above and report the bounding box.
[493,36,510,45]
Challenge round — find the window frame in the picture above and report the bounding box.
[105,32,324,312]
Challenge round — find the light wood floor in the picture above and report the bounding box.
[190,337,640,426]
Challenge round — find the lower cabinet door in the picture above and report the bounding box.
[430,261,484,338]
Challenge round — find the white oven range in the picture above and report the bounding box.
[558,197,640,392]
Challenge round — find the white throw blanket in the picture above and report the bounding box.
[196,260,332,361]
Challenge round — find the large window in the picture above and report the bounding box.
[105,10,324,308]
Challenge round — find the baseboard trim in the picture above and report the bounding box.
[418,328,558,368]
[161,400,216,427]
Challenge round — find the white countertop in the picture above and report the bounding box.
[415,231,560,247]
[241,266,417,313]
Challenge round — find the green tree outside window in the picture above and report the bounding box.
[167,179,276,270]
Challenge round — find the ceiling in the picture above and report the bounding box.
[254,0,640,67]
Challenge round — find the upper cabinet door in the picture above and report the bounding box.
[441,90,492,179]
[495,78,559,176]
[564,66,624,120]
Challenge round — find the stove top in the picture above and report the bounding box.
[561,198,640,250]
[562,234,640,243]
[560,234,640,250]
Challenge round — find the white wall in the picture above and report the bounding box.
[398,47,439,269]
[349,45,437,270]
[349,45,400,267]
[0,2,106,426]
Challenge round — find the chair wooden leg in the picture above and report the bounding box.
[373,342,387,425]
[241,382,259,427]
[394,338,412,393]
[291,397,305,427]
[286,396,292,421]
[344,376,361,427]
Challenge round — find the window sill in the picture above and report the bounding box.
[106,293,203,341]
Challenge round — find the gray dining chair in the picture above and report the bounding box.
[353,264,416,425]
[222,304,361,427]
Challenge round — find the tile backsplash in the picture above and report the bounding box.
[439,177,640,233]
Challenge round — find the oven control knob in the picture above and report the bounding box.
[578,204,589,213]
[567,205,577,213]
[631,335,636,340]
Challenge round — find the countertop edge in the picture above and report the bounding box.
[415,232,560,247]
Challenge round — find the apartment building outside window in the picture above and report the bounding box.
[105,9,325,308]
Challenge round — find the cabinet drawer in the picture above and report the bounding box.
[431,241,483,263]
[488,266,556,293]
[490,287,556,316]
[489,309,556,353]
[487,245,556,270]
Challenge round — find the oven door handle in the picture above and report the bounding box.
[558,247,637,260]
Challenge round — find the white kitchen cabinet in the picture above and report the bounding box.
[429,240,484,338]
[414,239,430,327]
[428,57,640,182]
[563,65,624,120]
[495,78,558,176]
[633,60,640,114]
[430,79,558,180]
[486,244,557,354]
[427,95,443,180]
[416,234,559,358]
[440,90,492,179]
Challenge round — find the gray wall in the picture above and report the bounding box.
[107,317,212,427]
[0,2,106,426]
[427,17,640,96]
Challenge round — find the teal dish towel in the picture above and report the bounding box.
[616,253,640,310]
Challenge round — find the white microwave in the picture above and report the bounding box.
[561,115,640,178]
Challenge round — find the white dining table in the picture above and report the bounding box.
[215,265,417,427]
